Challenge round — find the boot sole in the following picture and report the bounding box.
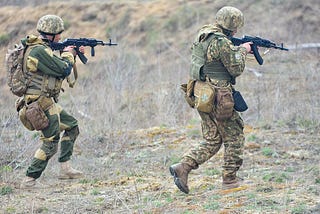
[169,166,189,194]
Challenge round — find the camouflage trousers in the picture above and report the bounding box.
[26,102,79,179]
[182,110,244,180]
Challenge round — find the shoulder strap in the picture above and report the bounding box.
[22,44,41,87]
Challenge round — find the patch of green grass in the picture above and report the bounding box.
[79,178,100,185]
[315,178,320,184]
[261,147,275,157]
[91,188,100,196]
[94,197,104,204]
[0,33,10,46]
[262,172,289,183]
[182,210,198,214]
[186,129,201,137]
[0,165,13,173]
[203,201,220,210]
[291,203,307,214]
[188,118,200,126]
[5,207,16,213]
[168,155,180,165]
[204,168,220,177]
[296,118,319,130]
[284,167,296,172]
[246,134,257,142]
[256,185,274,193]
[0,185,13,195]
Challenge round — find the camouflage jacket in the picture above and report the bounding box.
[202,24,247,79]
[23,34,74,78]
[22,35,75,101]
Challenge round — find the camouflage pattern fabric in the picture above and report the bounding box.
[37,15,64,35]
[182,110,244,180]
[26,102,79,179]
[205,24,247,78]
[181,24,247,180]
[21,31,78,180]
[215,6,244,31]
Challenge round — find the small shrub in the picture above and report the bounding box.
[0,33,10,46]
[262,147,274,157]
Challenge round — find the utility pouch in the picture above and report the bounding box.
[19,106,35,131]
[233,90,248,112]
[213,86,234,120]
[25,101,49,131]
[194,80,215,113]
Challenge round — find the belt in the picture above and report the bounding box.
[208,78,230,87]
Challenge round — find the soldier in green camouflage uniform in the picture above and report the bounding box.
[169,6,252,194]
[19,15,84,187]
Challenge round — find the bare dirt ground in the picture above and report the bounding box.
[0,0,319,213]
[1,124,320,213]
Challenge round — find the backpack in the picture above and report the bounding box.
[5,43,32,97]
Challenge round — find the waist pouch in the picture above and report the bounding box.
[233,90,248,112]
[194,80,215,113]
[25,101,49,131]
[213,86,234,120]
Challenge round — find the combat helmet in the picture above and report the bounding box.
[215,6,244,31]
[37,15,64,35]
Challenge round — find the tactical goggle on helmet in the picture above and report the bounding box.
[215,6,244,32]
[37,15,65,35]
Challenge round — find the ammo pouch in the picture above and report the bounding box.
[25,101,49,131]
[233,90,248,112]
[213,86,234,120]
[16,97,34,131]
[193,80,215,113]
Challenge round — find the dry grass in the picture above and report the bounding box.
[0,0,319,213]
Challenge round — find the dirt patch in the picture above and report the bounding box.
[1,125,319,213]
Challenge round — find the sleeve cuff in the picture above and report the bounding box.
[61,52,75,65]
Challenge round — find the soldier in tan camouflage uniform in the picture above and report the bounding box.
[169,6,252,194]
[18,15,84,187]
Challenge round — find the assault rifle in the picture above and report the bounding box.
[231,35,288,65]
[50,38,117,64]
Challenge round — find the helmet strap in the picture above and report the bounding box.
[40,32,56,43]
[222,28,233,37]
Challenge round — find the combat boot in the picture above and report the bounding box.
[169,163,193,194]
[58,161,83,179]
[222,176,242,189]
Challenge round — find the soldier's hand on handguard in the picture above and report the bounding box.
[240,42,253,54]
